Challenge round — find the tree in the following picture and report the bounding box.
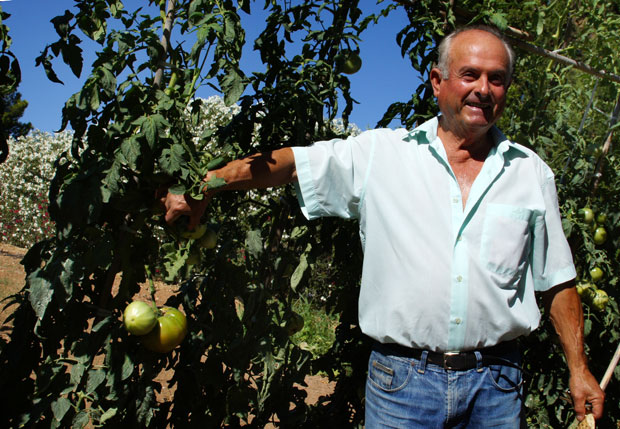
[0,89,33,138]
[0,5,22,163]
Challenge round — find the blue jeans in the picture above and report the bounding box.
[365,344,524,428]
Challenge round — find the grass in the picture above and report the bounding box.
[290,297,339,357]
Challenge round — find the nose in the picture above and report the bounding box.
[475,75,490,99]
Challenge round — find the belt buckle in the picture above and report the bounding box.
[443,351,461,370]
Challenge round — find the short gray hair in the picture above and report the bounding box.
[436,25,515,82]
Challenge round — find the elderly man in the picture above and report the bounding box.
[162,26,604,427]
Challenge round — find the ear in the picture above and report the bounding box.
[430,67,443,97]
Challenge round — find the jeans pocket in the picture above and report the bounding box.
[368,351,413,393]
[486,364,523,393]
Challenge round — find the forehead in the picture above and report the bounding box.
[449,30,510,73]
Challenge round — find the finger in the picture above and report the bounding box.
[165,208,182,226]
[162,193,190,222]
[590,396,605,420]
[572,394,587,421]
[187,198,209,230]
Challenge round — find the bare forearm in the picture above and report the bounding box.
[205,148,297,195]
[162,147,296,227]
[544,282,587,372]
[543,281,605,420]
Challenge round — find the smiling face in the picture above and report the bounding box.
[431,30,511,143]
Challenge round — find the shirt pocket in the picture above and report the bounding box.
[480,204,533,279]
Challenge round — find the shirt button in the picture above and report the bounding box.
[456,275,463,282]
[452,197,459,203]
[455,318,462,324]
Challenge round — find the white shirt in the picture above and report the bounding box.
[291,117,576,352]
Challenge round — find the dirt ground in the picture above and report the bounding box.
[0,243,334,415]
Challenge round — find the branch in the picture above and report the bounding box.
[506,36,620,85]
[391,0,620,84]
[154,0,176,88]
[592,94,620,194]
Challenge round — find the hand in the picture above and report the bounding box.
[158,190,210,230]
[569,369,604,421]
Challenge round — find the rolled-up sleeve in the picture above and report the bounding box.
[531,174,577,291]
[292,134,375,220]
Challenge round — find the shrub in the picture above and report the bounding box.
[0,130,73,248]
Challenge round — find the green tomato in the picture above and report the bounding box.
[576,282,594,299]
[186,250,201,265]
[596,213,607,224]
[285,312,305,336]
[181,223,208,240]
[123,301,158,336]
[338,50,362,75]
[579,207,595,224]
[198,229,218,249]
[592,289,609,311]
[593,227,607,245]
[140,307,188,353]
[590,267,604,283]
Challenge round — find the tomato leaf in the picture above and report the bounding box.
[120,138,141,170]
[291,244,312,292]
[100,407,118,424]
[51,397,72,423]
[27,270,54,321]
[159,144,186,175]
[70,363,86,386]
[136,384,156,426]
[121,354,134,381]
[72,410,90,429]
[219,65,247,106]
[245,229,263,258]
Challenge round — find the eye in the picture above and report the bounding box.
[462,71,477,81]
[490,74,506,85]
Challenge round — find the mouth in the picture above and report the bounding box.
[464,101,491,111]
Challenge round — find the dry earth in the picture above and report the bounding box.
[0,242,335,423]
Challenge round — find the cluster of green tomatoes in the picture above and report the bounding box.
[123,301,188,353]
[576,207,610,311]
[179,224,218,265]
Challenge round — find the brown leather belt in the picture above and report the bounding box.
[376,340,520,371]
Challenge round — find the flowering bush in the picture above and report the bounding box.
[0,130,73,248]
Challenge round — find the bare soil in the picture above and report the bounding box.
[0,243,334,416]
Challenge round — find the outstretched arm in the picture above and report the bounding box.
[161,148,297,228]
[541,281,605,421]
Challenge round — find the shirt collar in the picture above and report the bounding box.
[403,116,528,159]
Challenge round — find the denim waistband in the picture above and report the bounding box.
[374,340,521,371]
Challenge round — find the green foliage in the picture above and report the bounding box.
[0,90,32,138]
[290,297,339,358]
[0,4,22,163]
[0,1,378,427]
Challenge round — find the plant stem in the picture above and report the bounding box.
[154,0,177,88]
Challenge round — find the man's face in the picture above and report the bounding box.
[431,30,511,138]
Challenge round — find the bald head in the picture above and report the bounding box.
[437,26,515,84]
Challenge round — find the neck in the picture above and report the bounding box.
[437,117,493,161]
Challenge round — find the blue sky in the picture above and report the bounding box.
[2,0,422,133]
